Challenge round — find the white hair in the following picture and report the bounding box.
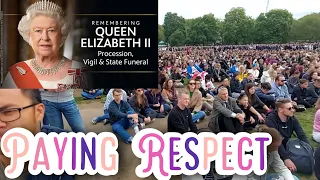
[17,0,70,47]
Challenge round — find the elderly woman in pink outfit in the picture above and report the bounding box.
[313,99,320,143]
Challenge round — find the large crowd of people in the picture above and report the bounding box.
[77,43,320,180]
[2,43,320,180]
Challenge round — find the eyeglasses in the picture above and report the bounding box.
[0,103,39,122]
[189,83,195,85]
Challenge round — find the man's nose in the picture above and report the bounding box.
[0,120,7,128]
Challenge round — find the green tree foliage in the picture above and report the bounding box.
[292,13,320,41]
[160,8,318,45]
[168,30,185,46]
[158,24,165,42]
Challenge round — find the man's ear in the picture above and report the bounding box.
[35,103,45,124]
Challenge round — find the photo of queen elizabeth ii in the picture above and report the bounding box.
[2,0,86,89]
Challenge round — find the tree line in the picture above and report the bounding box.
[158,7,320,46]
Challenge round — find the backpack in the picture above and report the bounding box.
[286,138,314,174]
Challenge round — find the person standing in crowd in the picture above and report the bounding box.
[209,87,245,133]
[265,98,310,172]
[167,89,198,134]
[271,75,290,100]
[0,89,73,180]
[291,79,318,108]
[92,88,128,125]
[186,79,206,123]
[108,89,140,144]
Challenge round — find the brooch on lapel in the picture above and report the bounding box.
[16,66,27,75]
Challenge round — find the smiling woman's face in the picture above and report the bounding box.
[29,15,61,57]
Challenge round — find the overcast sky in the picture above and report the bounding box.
[158,0,320,24]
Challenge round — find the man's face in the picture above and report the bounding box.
[113,91,122,102]
[178,93,190,107]
[279,103,295,117]
[276,77,285,86]
[219,90,229,101]
[0,90,44,142]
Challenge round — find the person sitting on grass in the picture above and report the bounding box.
[237,94,265,132]
[91,88,127,125]
[265,98,311,173]
[291,79,318,108]
[145,85,172,117]
[108,89,140,144]
[186,79,206,123]
[81,89,103,99]
[129,88,157,128]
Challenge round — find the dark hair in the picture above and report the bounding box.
[21,90,41,104]
[275,74,285,81]
[299,79,308,84]
[195,76,202,81]
[237,93,248,101]
[205,74,211,81]
[163,79,174,90]
[309,71,318,81]
[261,83,272,91]
[244,83,256,105]
[233,72,239,78]
[113,89,122,95]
